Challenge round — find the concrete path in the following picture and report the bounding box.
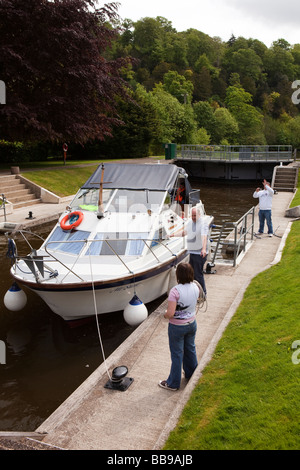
[0,196,73,229]
[18,191,294,450]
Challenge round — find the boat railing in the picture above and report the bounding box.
[210,206,255,267]
[13,236,185,283]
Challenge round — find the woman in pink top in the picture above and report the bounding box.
[158,263,203,391]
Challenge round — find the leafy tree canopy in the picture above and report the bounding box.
[0,0,132,144]
[163,71,194,104]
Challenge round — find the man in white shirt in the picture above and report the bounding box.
[182,207,209,295]
[253,179,274,237]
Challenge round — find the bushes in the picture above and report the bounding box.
[0,140,53,164]
[0,140,25,163]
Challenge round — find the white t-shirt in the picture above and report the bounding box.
[168,282,199,324]
[253,186,274,210]
[185,218,209,255]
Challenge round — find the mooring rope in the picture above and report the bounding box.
[193,280,208,314]
[88,244,111,380]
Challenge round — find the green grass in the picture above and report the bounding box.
[290,186,300,207]
[24,166,100,197]
[0,158,101,171]
[164,183,300,450]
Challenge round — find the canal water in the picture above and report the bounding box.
[0,181,256,431]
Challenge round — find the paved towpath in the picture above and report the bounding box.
[24,191,295,450]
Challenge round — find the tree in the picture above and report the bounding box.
[0,0,132,144]
[230,49,263,81]
[162,71,194,104]
[97,86,159,158]
[195,67,212,101]
[263,41,296,85]
[149,83,196,143]
[285,115,300,148]
[184,29,224,68]
[225,85,266,144]
[132,17,173,70]
[190,127,211,145]
[193,101,216,135]
[212,107,238,144]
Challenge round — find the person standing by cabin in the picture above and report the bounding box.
[159,263,204,391]
[253,179,274,237]
[171,206,209,296]
[184,207,209,294]
[175,181,186,211]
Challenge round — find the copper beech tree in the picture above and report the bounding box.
[0,0,132,144]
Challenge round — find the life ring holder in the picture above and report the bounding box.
[60,211,84,231]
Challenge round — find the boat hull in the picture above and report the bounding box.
[15,252,188,321]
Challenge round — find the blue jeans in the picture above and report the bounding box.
[258,209,273,234]
[167,321,198,389]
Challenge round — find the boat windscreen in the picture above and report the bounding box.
[107,190,165,213]
[70,188,113,212]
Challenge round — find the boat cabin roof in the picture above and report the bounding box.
[82,163,188,192]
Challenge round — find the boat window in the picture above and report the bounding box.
[85,233,103,256]
[125,233,148,255]
[84,232,149,256]
[100,232,128,256]
[107,190,165,213]
[151,227,167,247]
[45,227,90,255]
[70,188,113,212]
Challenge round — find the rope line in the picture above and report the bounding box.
[88,244,111,380]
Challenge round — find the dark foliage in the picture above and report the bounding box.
[0,0,132,144]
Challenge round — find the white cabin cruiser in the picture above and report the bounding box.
[8,163,212,321]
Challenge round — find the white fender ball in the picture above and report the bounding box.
[123,295,148,326]
[4,283,27,312]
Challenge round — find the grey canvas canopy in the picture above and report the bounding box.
[82,163,189,192]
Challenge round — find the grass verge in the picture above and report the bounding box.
[23,166,99,197]
[164,183,300,450]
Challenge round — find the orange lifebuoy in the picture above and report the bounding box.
[60,211,83,230]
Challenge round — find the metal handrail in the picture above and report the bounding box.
[179,145,293,162]
[15,236,184,283]
[211,206,255,267]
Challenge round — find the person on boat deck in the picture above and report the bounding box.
[253,179,274,237]
[159,262,204,391]
[173,206,209,296]
[175,181,186,211]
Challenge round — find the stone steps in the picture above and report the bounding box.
[0,174,41,209]
[272,166,298,192]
